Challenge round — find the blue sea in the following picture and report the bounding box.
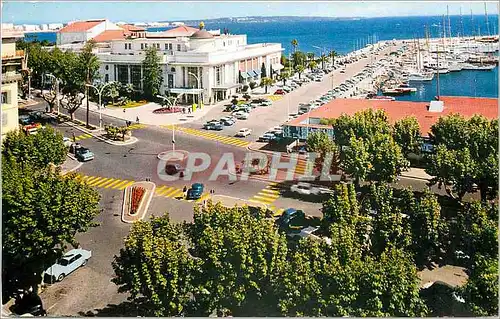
[25,15,498,100]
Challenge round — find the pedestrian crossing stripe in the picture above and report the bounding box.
[294,159,309,175]
[267,205,285,217]
[195,193,211,203]
[73,133,93,141]
[268,95,284,101]
[161,125,251,148]
[248,182,282,206]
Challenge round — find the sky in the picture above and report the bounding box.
[2,1,499,24]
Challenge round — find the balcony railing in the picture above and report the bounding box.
[2,72,22,83]
[2,49,24,60]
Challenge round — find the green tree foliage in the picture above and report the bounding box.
[460,256,498,316]
[328,50,338,65]
[367,132,409,183]
[341,136,370,186]
[393,116,422,157]
[307,60,317,70]
[142,46,163,99]
[295,64,305,79]
[292,51,307,69]
[279,70,290,86]
[333,109,392,147]
[260,62,267,78]
[114,200,428,317]
[259,77,274,94]
[453,201,498,263]
[426,114,498,201]
[78,40,101,127]
[61,90,85,120]
[2,127,66,169]
[2,159,100,296]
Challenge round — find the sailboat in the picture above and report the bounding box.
[407,37,434,81]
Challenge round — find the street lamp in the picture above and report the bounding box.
[86,81,116,130]
[157,93,183,152]
[45,73,61,114]
[188,72,201,105]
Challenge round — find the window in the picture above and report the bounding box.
[1,92,8,104]
[168,43,173,50]
[145,43,148,48]
[223,41,225,47]
[105,74,109,82]
[171,67,175,72]
[124,43,127,50]
[168,74,174,88]
[141,43,144,50]
[164,43,168,50]
[177,44,181,51]
[2,111,7,126]
[105,65,109,71]
[215,66,222,85]
[157,43,160,49]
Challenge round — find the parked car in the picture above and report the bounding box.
[276,208,306,230]
[290,182,333,196]
[233,112,249,120]
[274,89,286,95]
[75,146,94,162]
[62,137,73,148]
[10,292,46,316]
[165,163,185,176]
[203,122,224,130]
[258,132,276,142]
[236,128,252,137]
[187,183,204,200]
[44,248,92,283]
[282,86,292,93]
[220,117,235,126]
[260,100,273,107]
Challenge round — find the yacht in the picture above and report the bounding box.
[447,61,463,72]
[407,71,434,81]
[461,63,496,71]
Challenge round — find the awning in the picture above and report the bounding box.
[246,71,254,78]
[250,70,258,77]
[168,88,204,94]
[240,72,250,79]
[272,63,284,71]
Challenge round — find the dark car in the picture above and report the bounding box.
[274,89,286,95]
[75,147,94,162]
[187,183,204,200]
[165,163,185,177]
[10,292,46,316]
[203,122,224,131]
[276,208,305,230]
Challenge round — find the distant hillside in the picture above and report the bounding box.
[160,16,363,25]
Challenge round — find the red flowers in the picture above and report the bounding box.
[130,186,145,215]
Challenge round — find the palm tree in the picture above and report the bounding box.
[328,50,338,66]
[295,65,305,79]
[291,39,298,53]
[260,77,274,94]
[308,61,318,71]
[307,52,315,63]
[280,71,290,86]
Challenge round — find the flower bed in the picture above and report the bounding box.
[130,186,145,215]
[152,107,183,114]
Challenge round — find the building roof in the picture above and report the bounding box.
[160,25,198,37]
[120,24,145,32]
[191,29,214,39]
[58,20,105,33]
[288,96,498,137]
[91,29,127,42]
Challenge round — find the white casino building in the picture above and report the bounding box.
[93,23,284,104]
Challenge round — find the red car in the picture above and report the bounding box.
[274,89,286,95]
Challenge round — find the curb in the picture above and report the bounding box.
[61,158,83,175]
[399,174,432,182]
[49,113,139,146]
[121,181,156,224]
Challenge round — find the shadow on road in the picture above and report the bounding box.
[77,298,153,317]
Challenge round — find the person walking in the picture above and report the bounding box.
[136,116,140,124]
[183,186,188,198]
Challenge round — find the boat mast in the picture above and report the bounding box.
[436,31,440,100]
[447,5,452,46]
[484,2,490,36]
[460,6,465,40]
[470,9,475,40]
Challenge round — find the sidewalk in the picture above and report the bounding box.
[61,156,82,175]
[87,100,219,126]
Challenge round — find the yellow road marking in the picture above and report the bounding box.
[97,178,117,188]
[253,195,277,203]
[87,177,105,186]
[92,178,113,187]
[104,179,123,189]
[112,180,129,189]
[196,193,211,203]
[84,176,100,184]
[158,187,175,196]
[167,189,183,198]
[117,181,134,190]
[260,189,280,195]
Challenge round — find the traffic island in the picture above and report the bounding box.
[121,181,155,223]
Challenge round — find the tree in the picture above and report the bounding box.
[426,114,498,201]
[280,70,290,86]
[292,51,307,69]
[2,127,66,169]
[393,116,422,157]
[142,46,163,99]
[341,136,370,186]
[459,256,498,316]
[60,90,85,120]
[260,77,274,94]
[2,159,100,297]
[328,50,338,66]
[307,60,317,71]
[295,64,305,79]
[306,52,315,63]
[291,39,298,53]
[306,131,338,172]
[78,40,100,127]
[260,62,267,78]
[407,189,446,267]
[105,82,120,105]
[366,133,409,184]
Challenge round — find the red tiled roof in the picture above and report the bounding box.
[162,25,198,37]
[120,24,145,32]
[58,20,105,33]
[289,96,498,137]
[91,30,127,42]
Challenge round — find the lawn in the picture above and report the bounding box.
[108,100,148,108]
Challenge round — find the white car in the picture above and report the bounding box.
[236,128,252,137]
[290,182,333,196]
[287,226,332,245]
[62,137,73,148]
[44,248,92,282]
[271,126,283,134]
[233,112,249,120]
